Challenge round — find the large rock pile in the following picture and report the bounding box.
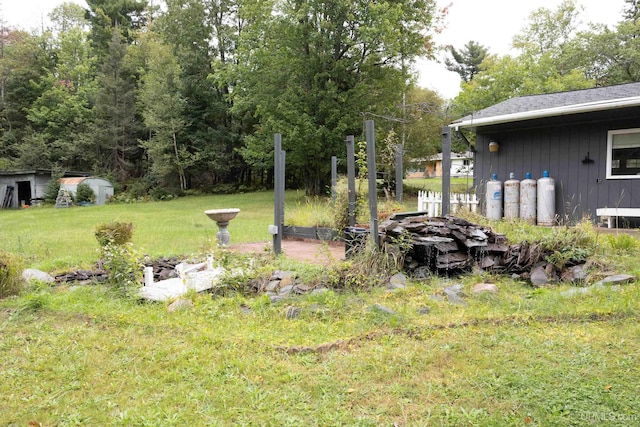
[381,214,585,283]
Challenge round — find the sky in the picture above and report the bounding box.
[1,0,629,99]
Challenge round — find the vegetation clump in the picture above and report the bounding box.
[75,183,96,204]
[95,221,141,294]
[0,251,24,299]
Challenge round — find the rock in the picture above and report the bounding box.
[443,284,464,297]
[278,285,295,296]
[167,298,194,312]
[369,304,396,315]
[270,295,287,304]
[22,269,55,284]
[443,284,466,305]
[293,284,313,294]
[417,306,431,315]
[265,280,280,292]
[389,273,407,289]
[279,276,295,288]
[594,274,635,286]
[530,264,552,286]
[311,287,329,295]
[285,305,302,319]
[569,264,588,281]
[472,283,499,294]
[272,270,296,280]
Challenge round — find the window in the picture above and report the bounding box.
[607,128,640,179]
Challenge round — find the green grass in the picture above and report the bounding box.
[1,278,639,426]
[0,191,309,272]
[1,188,640,425]
[404,177,474,193]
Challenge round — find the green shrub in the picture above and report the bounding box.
[44,174,62,204]
[540,218,598,269]
[75,183,96,203]
[0,251,24,299]
[95,222,141,294]
[95,221,134,246]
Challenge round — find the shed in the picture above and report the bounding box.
[59,177,114,205]
[451,82,640,225]
[0,169,89,208]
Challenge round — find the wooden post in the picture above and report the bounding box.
[395,143,403,203]
[346,136,356,227]
[331,155,337,201]
[366,120,379,247]
[442,126,451,216]
[273,134,285,254]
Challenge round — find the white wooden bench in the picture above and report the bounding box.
[596,208,640,228]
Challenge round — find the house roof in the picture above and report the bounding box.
[451,82,640,130]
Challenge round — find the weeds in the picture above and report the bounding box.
[0,251,24,299]
[95,222,142,296]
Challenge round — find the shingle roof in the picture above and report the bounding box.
[452,82,640,129]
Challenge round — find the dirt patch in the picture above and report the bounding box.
[229,238,345,266]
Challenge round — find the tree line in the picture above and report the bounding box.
[0,0,447,197]
[3,0,637,198]
[446,0,640,117]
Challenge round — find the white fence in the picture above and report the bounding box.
[417,191,479,217]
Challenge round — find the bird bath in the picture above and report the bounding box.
[205,208,240,246]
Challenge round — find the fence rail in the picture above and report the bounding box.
[417,191,479,217]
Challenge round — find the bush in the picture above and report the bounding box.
[44,175,62,204]
[95,222,141,295]
[75,183,96,204]
[0,251,24,299]
[95,221,134,246]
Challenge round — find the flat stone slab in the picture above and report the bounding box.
[594,274,635,286]
[472,283,499,294]
[22,269,55,284]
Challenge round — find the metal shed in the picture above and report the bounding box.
[59,177,114,205]
[0,169,91,208]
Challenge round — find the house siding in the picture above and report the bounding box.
[473,112,640,223]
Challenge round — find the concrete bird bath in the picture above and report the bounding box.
[205,208,240,246]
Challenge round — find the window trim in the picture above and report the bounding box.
[606,128,640,179]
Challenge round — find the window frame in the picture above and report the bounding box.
[606,128,640,179]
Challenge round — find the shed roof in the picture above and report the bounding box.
[59,177,87,185]
[451,82,640,130]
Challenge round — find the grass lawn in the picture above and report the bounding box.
[0,191,311,272]
[1,189,639,426]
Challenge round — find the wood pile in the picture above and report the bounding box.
[381,214,551,276]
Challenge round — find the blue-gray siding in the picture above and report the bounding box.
[472,111,640,223]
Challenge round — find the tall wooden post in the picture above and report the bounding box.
[346,136,356,227]
[442,126,451,216]
[366,120,379,247]
[331,155,337,201]
[395,144,403,203]
[273,134,285,254]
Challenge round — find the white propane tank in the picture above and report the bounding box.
[519,172,537,224]
[485,173,503,221]
[504,172,520,220]
[537,170,556,226]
